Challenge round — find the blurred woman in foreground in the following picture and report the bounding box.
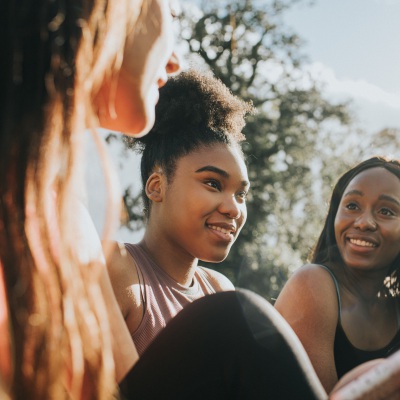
[1,0,399,399]
[0,0,179,398]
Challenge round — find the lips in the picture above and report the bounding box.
[348,238,377,248]
[208,225,234,235]
[206,223,236,242]
[346,235,379,249]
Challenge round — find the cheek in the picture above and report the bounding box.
[384,225,400,249]
[240,206,248,226]
[334,215,346,248]
[334,215,341,238]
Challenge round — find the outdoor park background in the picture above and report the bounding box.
[87,0,400,302]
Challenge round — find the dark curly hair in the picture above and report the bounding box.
[310,156,400,296]
[125,69,255,218]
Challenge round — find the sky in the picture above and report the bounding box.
[88,0,400,241]
[283,0,400,133]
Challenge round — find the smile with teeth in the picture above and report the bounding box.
[208,225,233,235]
[349,238,377,248]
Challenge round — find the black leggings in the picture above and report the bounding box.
[119,289,327,400]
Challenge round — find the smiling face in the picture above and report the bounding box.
[156,143,249,263]
[334,167,400,273]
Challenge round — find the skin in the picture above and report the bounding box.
[96,0,180,136]
[106,143,248,337]
[0,268,10,386]
[331,354,400,400]
[335,168,400,275]
[93,0,181,382]
[275,167,400,393]
[0,0,181,390]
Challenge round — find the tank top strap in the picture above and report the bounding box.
[396,300,400,330]
[316,264,342,322]
[124,243,147,309]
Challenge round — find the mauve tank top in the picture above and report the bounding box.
[318,264,400,378]
[125,243,220,355]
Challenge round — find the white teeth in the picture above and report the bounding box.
[208,225,232,235]
[349,238,376,248]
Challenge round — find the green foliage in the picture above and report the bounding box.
[178,0,354,299]
[119,0,398,300]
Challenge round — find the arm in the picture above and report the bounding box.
[330,352,400,400]
[102,241,144,336]
[73,202,139,382]
[0,263,11,389]
[275,264,340,393]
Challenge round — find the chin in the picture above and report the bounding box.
[126,108,155,137]
[201,252,229,264]
[134,98,157,137]
[132,117,155,137]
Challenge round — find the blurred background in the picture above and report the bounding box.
[87,0,400,302]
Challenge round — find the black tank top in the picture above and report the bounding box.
[318,264,400,378]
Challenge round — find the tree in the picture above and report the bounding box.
[175,0,355,300]
[120,0,390,300]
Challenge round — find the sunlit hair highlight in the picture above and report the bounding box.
[0,0,144,398]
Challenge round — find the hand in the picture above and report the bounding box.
[330,351,400,400]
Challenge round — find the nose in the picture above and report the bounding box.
[166,51,181,75]
[219,195,243,220]
[354,211,377,231]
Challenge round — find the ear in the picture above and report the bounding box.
[145,172,164,203]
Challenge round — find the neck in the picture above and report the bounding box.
[140,231,198,287]
[336,264,389,302]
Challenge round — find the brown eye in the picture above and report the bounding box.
[345,202,358,211]
[205,180,221,191]
[380,207,395,216]
[236,191,248,200]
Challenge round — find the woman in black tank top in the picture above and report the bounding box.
[275,157,400,393]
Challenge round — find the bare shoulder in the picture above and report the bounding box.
[275,263,340,391]
[275,263,339,325]
[102,240,141,318]
[280,263,338,297]
[103,240,131,271]
[199,266,235,291]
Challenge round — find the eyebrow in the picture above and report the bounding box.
[343,190,363,198]
[343,190,400,206]
[195,165,250,188]
[380,194,400,206]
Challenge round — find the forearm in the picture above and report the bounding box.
[330,353,400,400]
[99,265,139,382]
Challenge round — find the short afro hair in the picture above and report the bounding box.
[125,69,255,218]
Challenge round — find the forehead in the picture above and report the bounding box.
[176,143,248,178]
[344,167,400,196]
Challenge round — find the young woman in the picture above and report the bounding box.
[1,0,399,398]
[106,69,253,355]
[275,157,400,393]
[0,0,179,398]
